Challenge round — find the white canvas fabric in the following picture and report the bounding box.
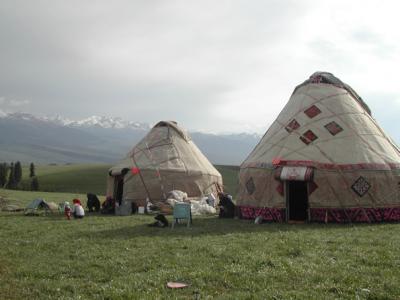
[237,72,400,222]
[107,121,223,215]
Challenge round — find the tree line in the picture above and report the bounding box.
[0,162,39,191]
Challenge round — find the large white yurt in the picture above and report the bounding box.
[237,72,400,223]
[107,121,223,215]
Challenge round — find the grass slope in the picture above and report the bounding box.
[0,189,106,208]
[20,164,111,195]
[0,189,399,299]
[18,164,239,196]
[217,165,240,195]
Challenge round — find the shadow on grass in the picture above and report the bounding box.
[79,215,386,240]
[2,212,394,240]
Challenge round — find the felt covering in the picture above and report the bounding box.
[108,121,222,215]
[237,72,400,222]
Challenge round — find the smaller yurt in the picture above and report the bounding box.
[107,121,223,215]
[237,72,400,223]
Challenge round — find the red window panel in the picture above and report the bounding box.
[304,105,321,118]
[285,119,300,133]
[300,130,318,145]
[324,121,343,136]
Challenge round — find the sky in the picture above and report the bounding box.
[0,0,399,142]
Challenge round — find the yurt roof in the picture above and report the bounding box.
[109,120,221,177]
[242,71,400,169]
[153,121,191,141]
[293,72,371,115]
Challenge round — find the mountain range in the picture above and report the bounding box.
[0,111,261,165]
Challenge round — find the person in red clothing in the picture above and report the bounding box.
[72,199,85,219]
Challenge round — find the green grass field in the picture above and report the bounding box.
[20,164,111,195]
[2,165,400,299]
[18,164,239,196]
[0,189,400,299]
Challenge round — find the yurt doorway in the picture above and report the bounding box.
[114,176,124,205]
[286,181,308,221]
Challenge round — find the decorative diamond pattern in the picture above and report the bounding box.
[351,176,371,197]
[300,130,318,145]
[246,177,256,195]
[308,181,318,195]
[324,121,343,136]
[285,119,300,133]
[304,105,321,118]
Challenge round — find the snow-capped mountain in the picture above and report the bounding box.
[2,111,43,122]
[0,111,260,165]
[0,111,150,130]
[66,116,150,130]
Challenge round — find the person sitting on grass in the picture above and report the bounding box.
[72,199,85,219]
[87,193,101,212]
[218,192,235,218]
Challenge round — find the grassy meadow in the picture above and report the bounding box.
[0,164,399,299]
[20,164,111,195]
[1,189,399,299]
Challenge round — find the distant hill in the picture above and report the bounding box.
[0,112,260,165]
[17,164,239,196]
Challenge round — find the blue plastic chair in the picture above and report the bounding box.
[172,203,192,228]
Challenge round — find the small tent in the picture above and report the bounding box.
[237,72,400,223]
[25,198,50,215]
[107,121,223,215]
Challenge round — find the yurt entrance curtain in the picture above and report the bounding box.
[274,166,314,181]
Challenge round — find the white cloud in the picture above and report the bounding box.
[0,97,31,109]
[0,0,399,142]
[9,99,31,107]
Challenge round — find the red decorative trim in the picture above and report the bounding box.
[239,206,400,223]
[272,157,283,166]
[239,206,285,222]
[310,207,400,223]
[242,161,400,171]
